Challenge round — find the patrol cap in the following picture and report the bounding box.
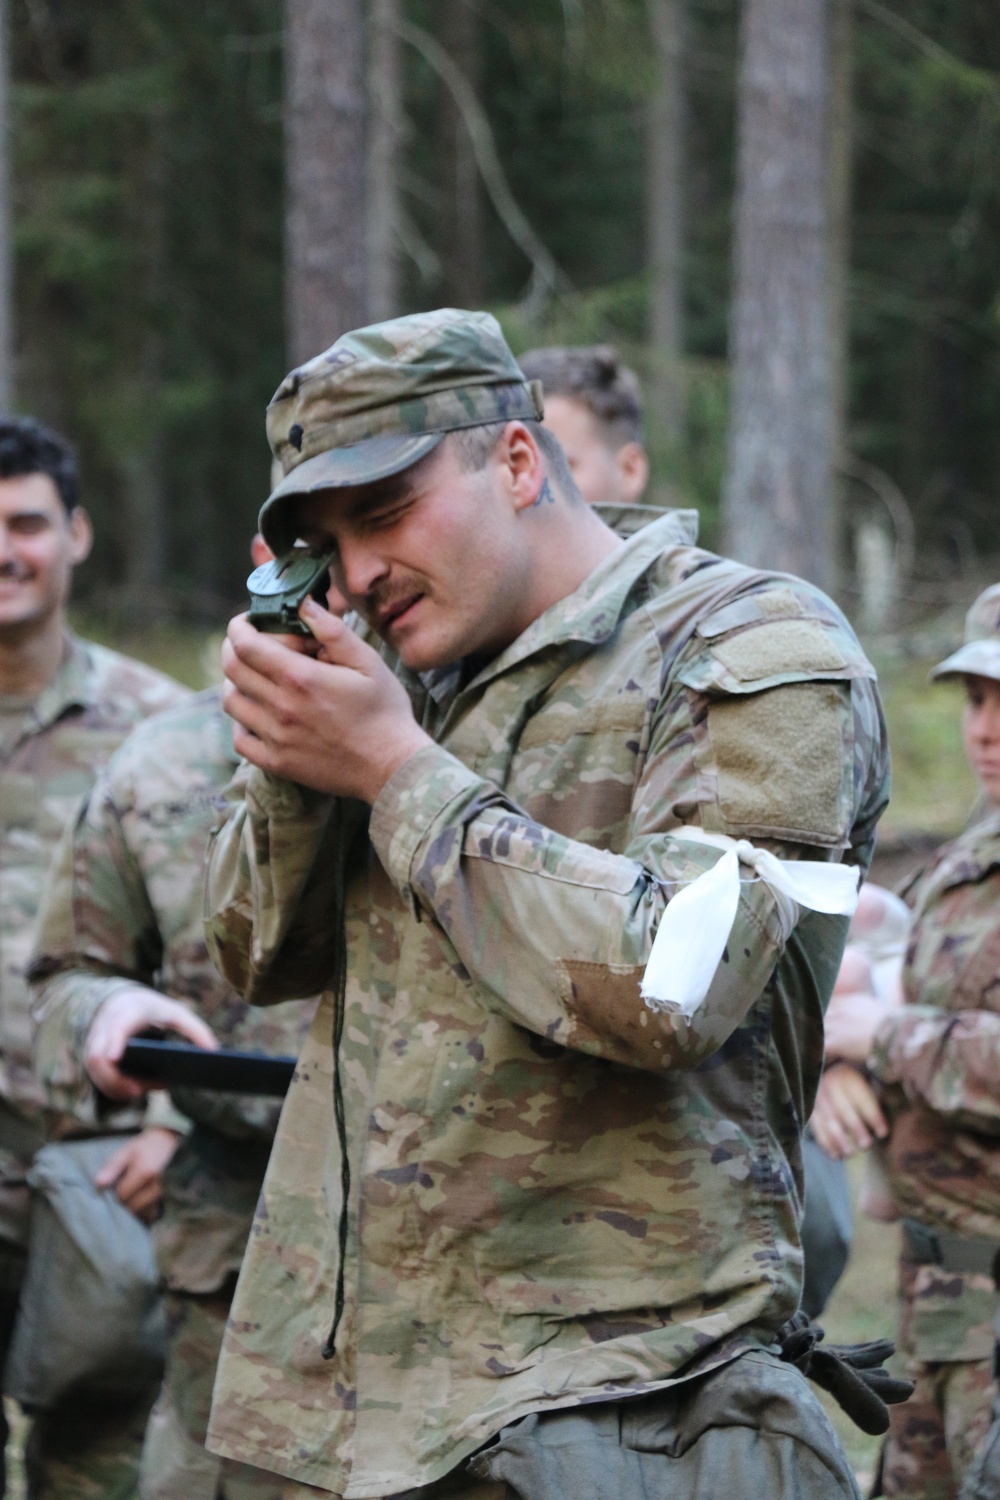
[931,583,1000,683]
[260,308,543,554]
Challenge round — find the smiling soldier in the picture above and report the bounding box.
[182,310,899,1499]
[0,416,187,1496]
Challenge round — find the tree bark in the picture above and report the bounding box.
[285,0,368,365]
[367,0,402,323]
[722,0,834,589]
[120,109,167,607]
[646,0,685,449]
[0,0,13,410]
[437,0,483,309]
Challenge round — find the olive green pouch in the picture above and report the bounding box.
[3,1135,166,1409]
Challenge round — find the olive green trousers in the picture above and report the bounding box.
[281,1348,862,1500]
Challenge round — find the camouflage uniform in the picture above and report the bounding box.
[196,311,890,1500]
[863,807,1000,1499]
[862,585,1000,1500]
[0,632,185,1498]
[30,689,317,1499]
[179,310,891,1495]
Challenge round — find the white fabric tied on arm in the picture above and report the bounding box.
[640,827,861,1018]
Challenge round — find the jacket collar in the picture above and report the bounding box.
[421,509,700,707]
[20,634,93,735]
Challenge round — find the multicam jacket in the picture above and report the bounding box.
[870,806,1000,1362]
[29,689,317,1294]
[203,510,889,1497]
[0,633,185,1130]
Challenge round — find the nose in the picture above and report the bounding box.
[0,523,14,565]
[337,535,390,600]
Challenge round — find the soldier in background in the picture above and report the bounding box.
[0,415,188,1496]
[172,310,889,1496]
[518,344,652,527]
[29,534,320,1500]
[822,583,1000,1499]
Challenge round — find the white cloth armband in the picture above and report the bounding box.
[640,827,860,1018]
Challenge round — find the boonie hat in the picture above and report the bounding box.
[260,308,543,554]
[931,582,1000,683]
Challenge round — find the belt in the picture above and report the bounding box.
[902,1217,1000,1281]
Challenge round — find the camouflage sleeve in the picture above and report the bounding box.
[29,773,164,1112]
[203,763,359,1004]
[870,1006,1000,1135]
[368,736,797,1074]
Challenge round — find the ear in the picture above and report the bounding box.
[615,443,650,504]
[67,507,94,566]
[498,422,547,514]
[250,532,273,567]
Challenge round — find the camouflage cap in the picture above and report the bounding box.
[259,308,543,552]
[932,582,1000,683]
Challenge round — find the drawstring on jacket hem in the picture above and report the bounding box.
[322,802,350,1361]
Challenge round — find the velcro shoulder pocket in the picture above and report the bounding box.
[677,615,874,697]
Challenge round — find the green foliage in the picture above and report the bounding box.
[873,655,977,834]
[10,0,1000,618]
[12,1,284,611]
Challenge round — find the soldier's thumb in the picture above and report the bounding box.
[302,599,378,673]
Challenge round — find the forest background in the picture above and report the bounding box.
[2,5,998,1486]
[2,0,999,838]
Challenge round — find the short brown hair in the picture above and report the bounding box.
[449,421,579,501]
[518,345,644,449]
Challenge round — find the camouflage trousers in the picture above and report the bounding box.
[0,1237,156,1500]
[139,1291,283,1500]
[879,1260,997,1500]
[279,1348,861,1499]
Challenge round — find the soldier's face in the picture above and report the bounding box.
[542,395,649,509]
[0,475,92,637]
[296,435,539,673]
[963,674,1000,804]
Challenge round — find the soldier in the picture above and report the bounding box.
[517,343,651,523]
[28,535,320,1500]
[108,310,894,1497]
[823,583,1000,1500]
[0,415,188,1496]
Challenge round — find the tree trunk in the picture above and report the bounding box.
[367,0,402,323]
[0,0,13,410]
[646,0,685,450]
[120,110,167,608]
[828,0,853,601]
[722,0,834,590]
[438,0,483,309]
[285,0,368,365]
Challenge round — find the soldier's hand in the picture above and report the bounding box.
[823,989,892,1065]
[811,1062,888,1159]
[222,602,431,802]
[94,1126,181,1222]
[85,986,218,1102]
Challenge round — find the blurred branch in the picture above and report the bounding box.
[23,0,65,83]
[395,204,441,284]
[839,450,916,582]
[858,0,1000,90]
[395,17,567,313]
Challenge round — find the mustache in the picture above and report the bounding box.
[361,578,427,620]
[0,560,31,581]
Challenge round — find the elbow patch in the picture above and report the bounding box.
[558,957,676,1070]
